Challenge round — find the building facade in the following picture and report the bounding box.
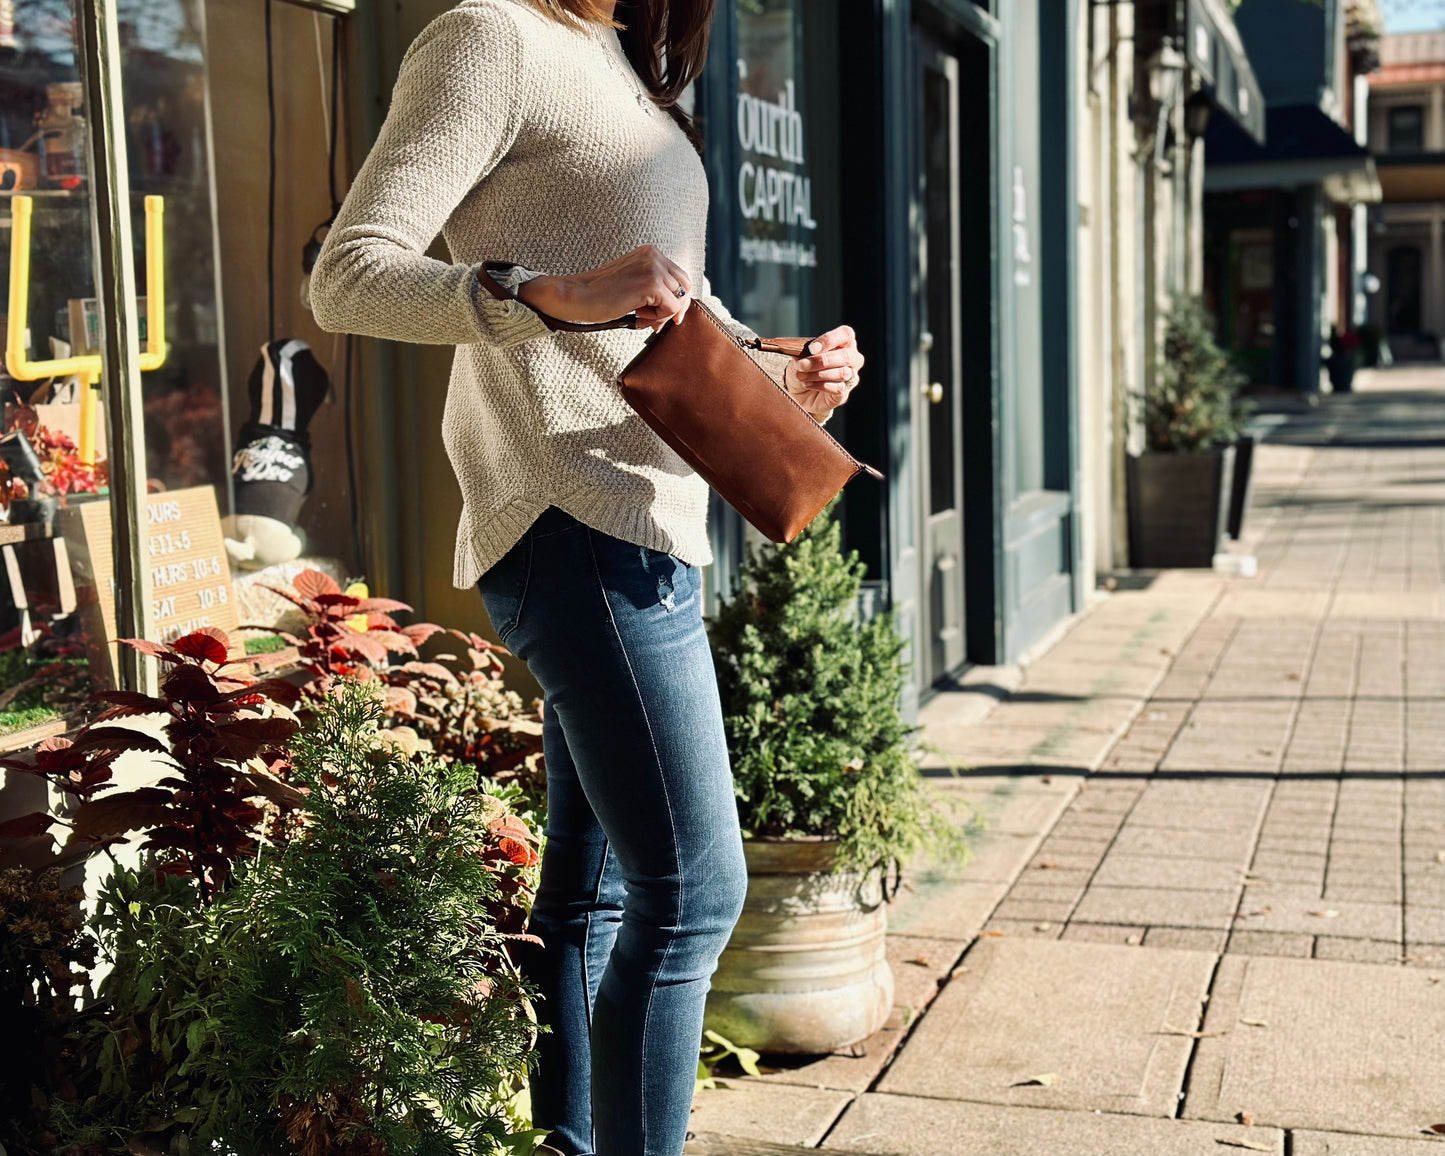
[1365,30,1445,362]
[1202,0,1383,392]
[0,0,1274,729]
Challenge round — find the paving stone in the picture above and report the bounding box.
[1322,883,1402,905]
[957,832,1051,884]
[980,918,1064,939]
[1232,888,1401,941]
[1226,929,1315,957]
[1184,955,1445,1137]
[1404,905,1444,945]
[1004,880,1088,906]
[878,938,1215,1116]
[688,1082,851,1148]
[958,787,1077,836]
[1124,801,1266,832]
[990,898,1078,923]
[887,877,1010,942]
[1072,885,1241,931]
[1060,922,1146,945]
[1110,825,1258,861]
[1143,926,1226,952]
[1025,850,1107,872]
[1035,833,1116,857]
[1403,944,1445,966]
[1092,852,1245,891]
[1016,863,1094,888]
[1313,937,1401,964]
[825,1096,1285,1155]
[885,935,959,1016]
[1289,1129,1445,1156]
[744,1017,908,1095]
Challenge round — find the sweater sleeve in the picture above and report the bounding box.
[309,7,551,348]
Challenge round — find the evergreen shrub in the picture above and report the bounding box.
[1143,298,1249,453]
[709,508,964,874]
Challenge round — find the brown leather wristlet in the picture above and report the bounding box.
[617,301,883,544]
[478,261,881,541]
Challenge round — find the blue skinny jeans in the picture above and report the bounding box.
[477,508,747,1156]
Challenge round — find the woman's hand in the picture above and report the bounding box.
[517,245,693,331]
[785,325,864,421]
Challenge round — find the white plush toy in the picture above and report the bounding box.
[221,340,329,571]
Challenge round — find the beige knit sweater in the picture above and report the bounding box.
[309,0,786,587]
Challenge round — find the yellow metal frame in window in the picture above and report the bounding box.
[5,193,167,465]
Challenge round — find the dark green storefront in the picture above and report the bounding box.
[351,0,1085,716]
[696,0,1084,711]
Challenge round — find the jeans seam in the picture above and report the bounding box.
[581,840,610,1038]
[504,533,535,644]
[585,526,681,1156]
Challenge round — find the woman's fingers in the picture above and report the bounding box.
[794,325,864,384]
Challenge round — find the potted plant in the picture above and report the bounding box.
[1129,298,1249,566]
[1326,326,1361,394]
[705,509,963,1055]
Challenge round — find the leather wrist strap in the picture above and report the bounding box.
[478,261,638,333]
[477,261,816,355]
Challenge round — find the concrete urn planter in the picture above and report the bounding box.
[704,837,894,1055]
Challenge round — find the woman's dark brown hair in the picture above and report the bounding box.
[528,0,715,148]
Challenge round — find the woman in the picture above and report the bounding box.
[308,2,863,1153]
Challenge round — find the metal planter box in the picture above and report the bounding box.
[1126,446,1236,569]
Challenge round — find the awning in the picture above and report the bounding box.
[1203,105,1382,203]
[1187,0,1266,144]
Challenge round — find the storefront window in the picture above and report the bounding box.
[733,0,840,339]
[0,0,353,734]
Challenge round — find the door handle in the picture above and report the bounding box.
[923,381,944,404]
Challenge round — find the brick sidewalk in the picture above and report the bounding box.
[688,370,1445,1156]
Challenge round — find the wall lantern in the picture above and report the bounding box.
[1183,90,1213,139]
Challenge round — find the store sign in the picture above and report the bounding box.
[737,69,817,269]
[63,485,239,667]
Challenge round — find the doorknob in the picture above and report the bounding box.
[923,381,944,404]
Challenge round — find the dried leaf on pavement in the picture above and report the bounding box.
[1215,1139,1275,1152]
[1011,1072,1057,1087]
[1306,909,1341,918]
[1427,1124,1445,1135]
[1239,1017,1269,1027]
[1236,1111,1255,1126]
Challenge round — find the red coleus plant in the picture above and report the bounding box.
[0,404,106,507]
[256,569,442,690]
[0,628,302,903]
[384,630,546,786]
